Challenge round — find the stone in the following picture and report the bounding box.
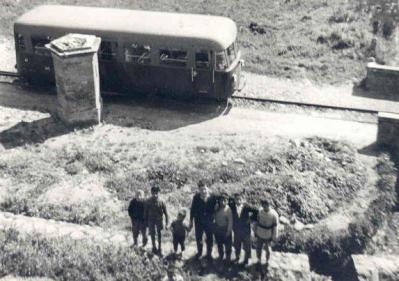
[46,34,102,126]
[279,216,289,225]
[234,158,246,164]
[293,220,305,231]
[303,224,314,230]
[267,252,311,281]
[352,254,399,281]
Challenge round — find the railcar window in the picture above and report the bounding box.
[16,34,25,50]
[226,43,236,64]
[195,51,210,69]
[125,43,151,64]
[159,48,187,67]
[99,41,118,61]
[32,36,51,56]
[216,51,228,70]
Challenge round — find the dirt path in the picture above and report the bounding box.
[318,154,379,231]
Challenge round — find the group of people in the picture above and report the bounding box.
[128,180,279,268]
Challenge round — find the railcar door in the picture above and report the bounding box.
[193,50,213,96]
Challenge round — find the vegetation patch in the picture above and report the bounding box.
[0,228,168,281]
[0,136,368,228]
[275,153,397,278]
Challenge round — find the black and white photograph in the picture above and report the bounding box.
[0,0,398,280]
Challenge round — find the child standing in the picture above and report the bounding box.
[171,209,190,256]
[146,186,169,255]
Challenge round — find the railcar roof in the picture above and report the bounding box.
[15,5,237,50]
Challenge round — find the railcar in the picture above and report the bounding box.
[14,5,244,100]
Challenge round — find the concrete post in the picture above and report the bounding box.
[377,112,399,161]
[46,33,102,126]
[366,63,399,100]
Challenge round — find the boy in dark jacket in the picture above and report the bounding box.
[171,209,190,256]
[128,190,147,247]
[230,192,257,265]
[189,180,217,260]
[145,186,169,255]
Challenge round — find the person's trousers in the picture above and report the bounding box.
[214,226,232,260]
[194,221,213,258]
[173,234,186,252]
[131,219,147,246]
[148,221,163,249]
[233,230,251,261]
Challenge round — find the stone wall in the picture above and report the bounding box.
[377,112,399,162]
[366,63,399,101]
[352,254,399,281]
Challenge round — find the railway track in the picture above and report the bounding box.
[232,95,377,114]
[0,70,19,78]
[0,69,379,115]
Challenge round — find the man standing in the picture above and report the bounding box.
[230,192,256,265]
[146,186,169,255]
[213,192,233,263]
[189,180,216,260]
[128,190,147,247]
[254,198,279,267]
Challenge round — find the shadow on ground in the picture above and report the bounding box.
[176,255,266,281]
[0,116,71,149]
[357,142,380,157]
[101,94,232,131]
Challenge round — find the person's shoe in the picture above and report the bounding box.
[152,247,158,254]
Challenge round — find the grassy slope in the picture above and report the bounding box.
[0,0,396,84]
[0,126,368,230]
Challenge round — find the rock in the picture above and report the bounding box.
[222,161,228,167]
[255,170,263,176]
[279,216,289,225]
[234,158,246,164]
[303,224,314,230]
[267,252,311,281]
[294,221,305,231]
[352,254,399,281]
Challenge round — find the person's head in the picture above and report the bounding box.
[219,193,228,207]
[261,198,270,211]
[198,180,209,198]
[234,192,243,205]
[135,190,144,200]
[151,186,160,199]
[177,209,186,221]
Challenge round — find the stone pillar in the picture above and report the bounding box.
[366,62,399,100]
[46,34,102,126]
[377,112,399,161]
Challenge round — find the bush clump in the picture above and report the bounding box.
[0,228,166,281]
